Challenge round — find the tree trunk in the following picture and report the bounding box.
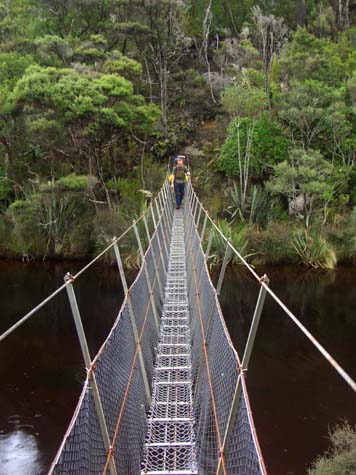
[345,0,350,27]
[338,0,343,28]
[159,63,168,132]
[295,0,307,26]
[202,0,216,104]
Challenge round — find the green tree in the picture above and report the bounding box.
[279,28,349,86]
[277,80,349,154]
[3,64,159,205]
[267,148,334,227]
[218,113,290,176]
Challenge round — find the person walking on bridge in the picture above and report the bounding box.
[171,157,190,209]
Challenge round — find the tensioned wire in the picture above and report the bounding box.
[0,186,167,344]
[189,184,356,394]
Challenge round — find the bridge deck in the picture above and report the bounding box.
[141,209,197,475]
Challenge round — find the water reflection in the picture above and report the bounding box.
[0,260,126,475]
[0,429,43,475]
[219,265,356,475]
[0,261,355,475]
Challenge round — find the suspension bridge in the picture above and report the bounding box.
[1,180,355,475]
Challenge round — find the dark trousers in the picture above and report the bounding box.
[174,181,185,206]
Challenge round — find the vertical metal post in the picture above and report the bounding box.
[152,204,169,264]
[143,215,164,301]
[150,207,167,277]
[161,187,172,232]
[64,273,118,475]
[205,226,214,260]
[162,182,171,220]
[158,192,164,216]
[155,196,162,217]
[133,221,160,329]
[189,188,194,208]
[242,275,269,368]
[165,180,172,215]
[112,239,152,403]
[217,275,270,475]
[156,197,170,253]
[200,214,208,242]
[192,195,198,219]
[196,205,202,229]
[216,239,232,295]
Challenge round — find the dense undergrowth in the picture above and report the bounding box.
[0,1,355,269]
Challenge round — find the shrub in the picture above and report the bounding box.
[6,198,47,258]
[208,220,251,267]
[226,183,287,227]
[56,174,97,192]
[324,208,356,263]
[293,229,337,269]
[308,422,356,475]
[247,221,299,265]
[217,114,290,178]
[0,177,14,205]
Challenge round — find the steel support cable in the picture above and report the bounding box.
[191,188,356,394]
[49,193,171,475]
[186,208,227,475]
[102,212,168,475]
[240,374,267,473]
[187,192,266,474]
[92,205,168,366]
[0,192,164,344]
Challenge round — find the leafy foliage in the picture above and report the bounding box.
[308,422,356,475]
[217,114,290,176]
[293,229,336,269]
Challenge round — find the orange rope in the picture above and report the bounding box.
[186,208,227,475]
[102,210,168,474]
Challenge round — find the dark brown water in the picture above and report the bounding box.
[218,266,356,475]
[0,261,355,475]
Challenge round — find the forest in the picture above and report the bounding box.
[0,0,355,269]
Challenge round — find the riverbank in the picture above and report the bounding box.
[2,211,356,271]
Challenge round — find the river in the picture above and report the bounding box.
[0,260,355,475]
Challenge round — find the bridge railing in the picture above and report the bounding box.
[0,180,174,475]
[49,180,174,475]
[184,184,267,475]
[187,183,356,396]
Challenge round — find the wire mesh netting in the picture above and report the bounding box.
[141,209,197,475]
[184,188,266,475]
[50,183,266,475]
[50,201,171,475]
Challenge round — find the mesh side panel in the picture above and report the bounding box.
[51,200,173,475]
[112,362,147,475]
[130,267,150,334]
[51,189,265,475]
[185,200,266,475]
[206,307,239,440]
[95,304,138,439]
[224,386,264,475]
[53,382,107,474]
[145,247,156,287]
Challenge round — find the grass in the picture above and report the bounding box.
[308,422,356,475]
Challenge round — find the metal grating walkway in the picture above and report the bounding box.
[141,208,197,475]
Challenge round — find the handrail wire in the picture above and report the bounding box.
[48,190,170,475]
[190,186,356,394]
[186,185,267,474]
[186,203,227,475]
[0,189,165,344]
[102,187,170,474]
